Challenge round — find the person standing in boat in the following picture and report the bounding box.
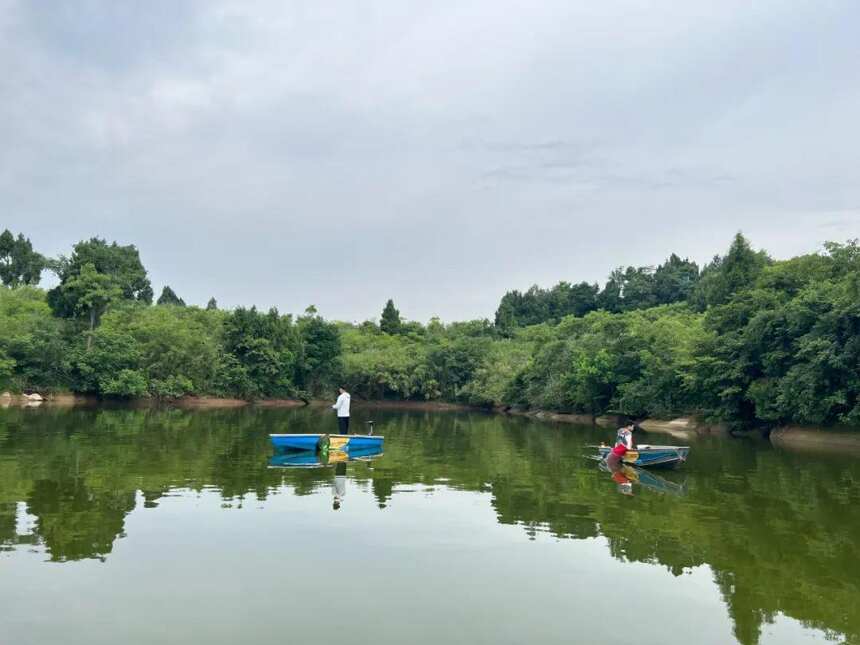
[332,387,351,434]
[606,423,636,469]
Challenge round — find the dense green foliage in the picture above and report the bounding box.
[505,305,705,418]
[1,230,859,429]
[0,230,46,287]
[495,281,599,329]
[495,253,701,329]
[48,238,153,316]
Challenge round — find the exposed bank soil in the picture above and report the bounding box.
[499,408,729,439]
[1,392,98,407]
[247,399,307,408]
[1,395,476,412]
[175,397,320,409]
[181,398,329,409]
[500,409,597,425]
[46,393,98,406]
[172,398,480,412]
[205,398,476,412]
[638,417,730,439]
[172,397,250,409]
[351,400,477,412]
[505,409,860,453]
[770,426,860,455]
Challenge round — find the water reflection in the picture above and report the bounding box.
[268,446,384,511]
[333,461,346,510]
[268,447,384,469]
[0,406,858,644]
[597,458,687,497]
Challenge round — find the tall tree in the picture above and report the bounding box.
[494,293,519,331]
[206,297,218,311]
[619,266,657,311]
[653,254,700,304]
[157,286,185,307]
[559,281,599,318]
[596,269,624,313]
[47,238,153,318]
[690,233,770,310]
[295,310,342,395]
[62,263,123,350]
[380,299,402,334]
[0,229,46,286]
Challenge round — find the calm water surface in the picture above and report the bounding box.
[1,406,858,645]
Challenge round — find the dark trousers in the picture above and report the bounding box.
[338,416,350,435]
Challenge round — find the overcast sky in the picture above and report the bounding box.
[2,0,858,322]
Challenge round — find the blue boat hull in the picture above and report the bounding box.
[597,445,690,468]
[269,434,384,452]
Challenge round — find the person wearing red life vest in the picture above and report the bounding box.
[606,423,636,469]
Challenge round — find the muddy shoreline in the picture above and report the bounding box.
[769,426,860,456]
[495,407,860,452]
[0,392,475,413]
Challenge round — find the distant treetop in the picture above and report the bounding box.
[157,286,186,307]
[0,229,46,287]
[380,299,402,334]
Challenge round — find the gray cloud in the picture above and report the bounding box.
[1,0,859,321]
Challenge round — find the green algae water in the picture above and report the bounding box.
[1,405,858,645]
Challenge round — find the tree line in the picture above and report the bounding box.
[493,246,760,329]
[1,229,859,429]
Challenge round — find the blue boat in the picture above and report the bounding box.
[595,444,690,468]
[268,445,384,468]
[269,433,384,452]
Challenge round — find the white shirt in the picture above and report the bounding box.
[332,392,351,417]
[615,427,633,449]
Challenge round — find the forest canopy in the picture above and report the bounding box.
[1,228,858,430]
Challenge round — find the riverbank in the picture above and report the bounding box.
[498,406,860,453]
[1,392,92,407]
[0,392,476,413]
[4,392,858,454]
[499,408,729,439]
[770,426,860,456]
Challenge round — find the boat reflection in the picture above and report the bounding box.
[269,446,384,510]
[268,445,384,469]
[597,459,687,497]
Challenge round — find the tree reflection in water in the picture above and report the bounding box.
[1,406,858,644]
